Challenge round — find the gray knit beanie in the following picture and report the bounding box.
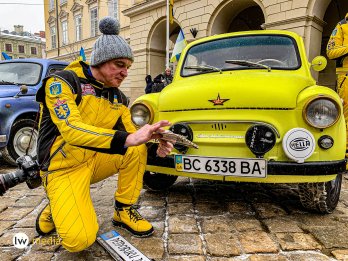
[90,16,133,66]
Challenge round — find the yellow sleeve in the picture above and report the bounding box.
[327,23,348,60]
[45,77,129,154]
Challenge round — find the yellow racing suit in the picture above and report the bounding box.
[327,13,348,153]
[36,60,146,252]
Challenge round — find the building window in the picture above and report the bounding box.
[108,0,118,19]
[18,45,25,53]
[62,20,68,45]
[90,7,98,37]
[49,0,54,10]
[75,15,82,41]
[50,26,57,49]
[31,47,37,55]
[5,44,12,52]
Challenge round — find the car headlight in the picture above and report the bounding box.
[303,97,340,129]
[130,103,153,127]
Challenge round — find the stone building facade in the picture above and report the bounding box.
[44,0,348,101]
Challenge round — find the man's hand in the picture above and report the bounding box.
[125,120,171,147]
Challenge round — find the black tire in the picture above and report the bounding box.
[298,174,342,214]
[143,171,178,191]
[0,119,38,166]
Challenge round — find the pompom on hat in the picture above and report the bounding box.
[90,16,134,66]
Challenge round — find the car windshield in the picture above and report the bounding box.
[182,35,300,76]
[0,62,42,85]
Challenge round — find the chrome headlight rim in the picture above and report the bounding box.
[303,96,340,129]
[130,102,154,127]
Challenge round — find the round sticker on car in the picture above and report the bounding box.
[282,128,315,163]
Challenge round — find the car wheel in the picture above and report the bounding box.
[298,174,342,214]
[143,171,178,191]
[0,119,38,166]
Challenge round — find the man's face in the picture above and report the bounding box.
[165,69,171,76]
[98,58,132,87]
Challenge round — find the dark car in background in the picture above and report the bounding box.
[0,58,68,165]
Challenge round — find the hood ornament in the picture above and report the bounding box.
[208,93,229,106]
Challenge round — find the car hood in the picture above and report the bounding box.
[158,72,314,111]
[0,85,37,98]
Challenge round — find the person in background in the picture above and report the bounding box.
[35,16,174,252]
[152,67,173,93]
[327,12,348,161]
[145,74,153,94]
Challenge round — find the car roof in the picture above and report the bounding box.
[0,58,68,65]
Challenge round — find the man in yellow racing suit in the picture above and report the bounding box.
[327,12,348,157]
[35,17,173,252]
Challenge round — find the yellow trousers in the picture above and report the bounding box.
[337,74,348,154]
[42,144,147,252]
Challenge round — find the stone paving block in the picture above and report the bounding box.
[168,190,193,203]
[139,206,166,221]
[210,257,247,261]
[140,198,166,207]
[0,207,33,221]
[14,196,44,208]
[0,228,36,247]
[232,218,263,232]
[332,249,348,261]
[201,216,235,233]
[168,203,194,215]
[249,254,288,261]
[168,234,203,255]
[0,197,16,212]
[130,237,164,259]
[169,215,198,233]
[253,203,287,219]
[305,226,348,248]
[227,202,254,215]
[195,202,228,216]
[205,233,242,256]
[263,218,303,233]
[275,232,322,251]
[239,231,278,253]
[140,189,166,200]
[19,252,55,261]
[285,251,332,261]
[14,212,36,228]
[0,220,16,235]
[0,247,25,260]
[168,255,205,261]
[297,214,339,228]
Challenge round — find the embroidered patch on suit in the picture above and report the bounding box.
[49,82,62,95]
[327,39,335,50]
[54,99,70,119]
[331,28,337,36]
[81,84,96,96]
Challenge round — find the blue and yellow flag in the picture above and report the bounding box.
[79,47,86,61]
[170,29,186,63]
[1,52,11,60]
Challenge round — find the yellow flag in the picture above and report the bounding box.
[169,0,174,24]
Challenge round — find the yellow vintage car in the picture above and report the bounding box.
[131,30,346,214]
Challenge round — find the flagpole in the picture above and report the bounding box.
[166,0,170,68]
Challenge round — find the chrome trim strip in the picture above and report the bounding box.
[177,120,280,138]
[0,135,7,143]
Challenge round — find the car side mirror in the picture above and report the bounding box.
[311,56,327,72]
[20,85,28,94]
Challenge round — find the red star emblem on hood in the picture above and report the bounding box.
[208,93,230,106]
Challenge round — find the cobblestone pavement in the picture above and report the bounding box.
[0,157,348,261]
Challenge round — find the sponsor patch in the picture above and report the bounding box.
[331,28,337,36]
[327,39,335,50]
[81,84,96,96]
[54,99,70,119]
[49,82,62,96]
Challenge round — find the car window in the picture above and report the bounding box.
[0,62,42,85]
[182,35,300,76]
[47,65,66,76]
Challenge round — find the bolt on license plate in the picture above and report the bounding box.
[174,155,267,177]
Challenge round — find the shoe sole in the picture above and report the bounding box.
[35,205,56,236]
[112,220,154,238]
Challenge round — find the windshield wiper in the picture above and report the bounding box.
[0,80,17,85]
[184,64,222,73]
[225,60,271,72]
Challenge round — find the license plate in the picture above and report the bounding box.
[174,155,267,178]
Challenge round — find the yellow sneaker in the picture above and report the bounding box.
[112,206,154,237]
[36,204,55,236]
